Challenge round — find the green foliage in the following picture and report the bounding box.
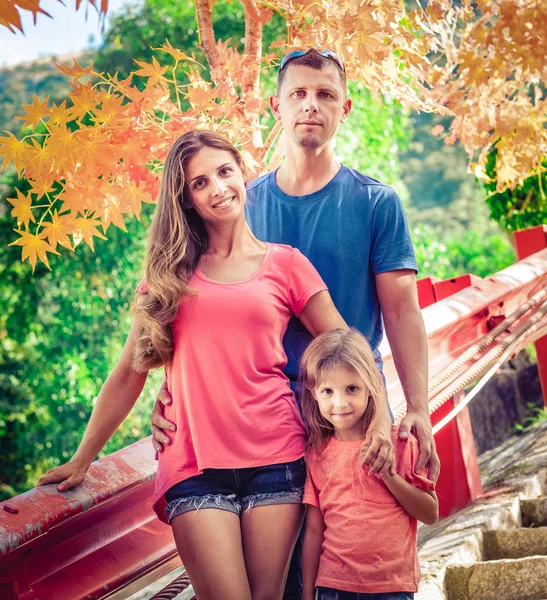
[0,172,162,500]
[484,150,547,233]
[336,83,412,193]
[408,196,516,279]
[515,403,547,434]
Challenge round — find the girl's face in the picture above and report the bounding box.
[185,147,246,225]
[313,366,369,442]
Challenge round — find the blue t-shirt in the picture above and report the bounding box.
[245,165,417,380]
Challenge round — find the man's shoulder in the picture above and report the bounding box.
[343,167,394,195]
[246,171,271,193]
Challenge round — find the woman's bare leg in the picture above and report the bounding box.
[241,504,304,600]
[171,509,251,600]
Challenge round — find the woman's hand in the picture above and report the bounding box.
[36,459,90,492]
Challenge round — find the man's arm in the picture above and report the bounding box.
[376,269,440,483]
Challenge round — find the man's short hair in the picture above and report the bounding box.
[277,50,347,94]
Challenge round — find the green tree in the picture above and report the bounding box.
[0,171,162,499]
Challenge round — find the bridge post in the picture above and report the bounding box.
[513,225,547,407]
[431,391,483,518]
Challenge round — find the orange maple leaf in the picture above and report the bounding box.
[8,229,58,271]
[0,132,30,174]
[15,94,50,130]
[6,188,36,227]
[49,100,70,126]
[40,212,75,250]
[68,80,98,121]
[74,216,107,251]
[47,125,76,170]
[54,57,99,79]
[28,178,55,198]
[152,39,200,64]
[0,1,23,33]
[133,57,169,85]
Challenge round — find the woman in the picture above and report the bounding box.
[37,131,390,600]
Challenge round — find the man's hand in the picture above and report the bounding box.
[359,425,395,478]
[399,410,440,483]
[151,378,176,459]
[36,459,89,492]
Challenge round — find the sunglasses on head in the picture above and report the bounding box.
[279,48,345,73]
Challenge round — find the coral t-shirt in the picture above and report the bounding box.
[143,243,327,522]
[303,427,434,593]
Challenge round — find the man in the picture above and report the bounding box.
[151,48,439,598]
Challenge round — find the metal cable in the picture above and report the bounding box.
[431,319,547,435]
[427,288,547,396]
[427,302,547,416]
[393,299,547,424]
[148,572,191,600]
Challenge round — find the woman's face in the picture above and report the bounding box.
[185,147,246,225]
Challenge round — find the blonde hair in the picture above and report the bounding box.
[299,328,385,451]
[132,130,246,371]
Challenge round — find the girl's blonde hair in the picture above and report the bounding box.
[132,130,246,371]
[299,328,385,450]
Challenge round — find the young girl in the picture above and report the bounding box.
[300,328,438,600]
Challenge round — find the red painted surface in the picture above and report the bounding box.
[1,249,546,598]
[514,226,547,407]
[514,224,547,260]
[431,392,482,518]
[433,274,482,302]
[417,277,439,308]
[0,439,179,600]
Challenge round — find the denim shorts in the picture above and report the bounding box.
[165,458,306,523]
[317,589,414,600]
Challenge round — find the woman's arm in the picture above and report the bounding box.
[37,320,149,491]
[302,504,325,600]
[382,472,438,525]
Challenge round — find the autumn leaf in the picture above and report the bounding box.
[6,189,36,227]
[16,94,50,130]
[74,217,107,251]
[54,56,99,79]
[0,132,30,174]
[8,229,59,271]
[68,80,99,122]
[133,57,169,85]
[0,1,23,32]
[153,39,200,64]
[40,212,76,250]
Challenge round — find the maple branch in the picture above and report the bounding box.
[241,0,263,97]
[195,0,220,72]
[259,120,282,161]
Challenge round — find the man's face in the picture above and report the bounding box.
[270,64,351,150]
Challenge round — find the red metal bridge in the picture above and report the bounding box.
[1,225,547,600]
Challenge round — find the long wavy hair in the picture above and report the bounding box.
[132,130,246,371]
[299,328,384,452]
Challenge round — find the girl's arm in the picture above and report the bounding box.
[299,291,395,476]
[37,320,149,491]
[382,472,438,525]
[302,504,325,600]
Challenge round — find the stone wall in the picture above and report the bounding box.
[468,350,544,455]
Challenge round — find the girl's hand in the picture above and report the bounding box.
[359,428,395,478]
[36,459,90,492]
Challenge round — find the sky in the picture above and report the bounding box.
[0,0,137,68]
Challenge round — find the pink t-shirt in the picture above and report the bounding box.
[303,427,434,594]
[141,243,327,522]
